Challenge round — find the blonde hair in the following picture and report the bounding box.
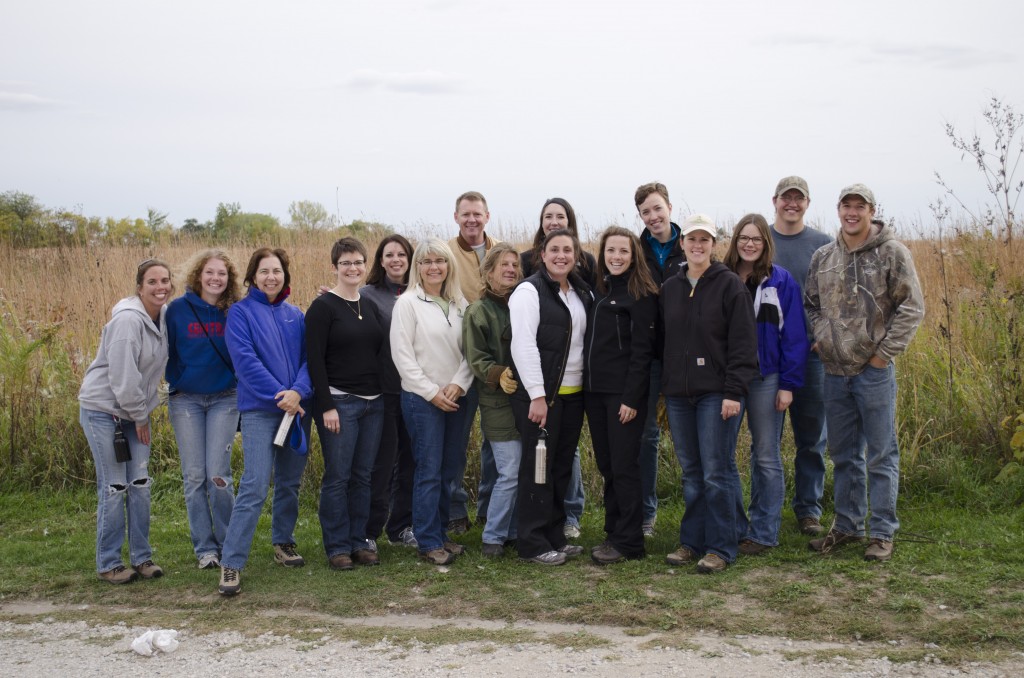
[406,238,464,305]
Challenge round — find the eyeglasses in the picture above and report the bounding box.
[418,258,448,267]
[336,259,366,269]
[737,236,765,246]
[779,195,807,204]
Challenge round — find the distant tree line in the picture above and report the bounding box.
[0,192,392,247]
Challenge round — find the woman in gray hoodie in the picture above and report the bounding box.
[79,259,173,585]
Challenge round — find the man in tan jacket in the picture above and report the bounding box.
[447,191,503,533]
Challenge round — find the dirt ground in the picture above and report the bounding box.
[2,601,1021,677]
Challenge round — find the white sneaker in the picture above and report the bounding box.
[563,524,581,540]
[524,550,567,566]
[197,553,220,570]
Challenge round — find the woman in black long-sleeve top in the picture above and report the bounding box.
[584,227,659,564]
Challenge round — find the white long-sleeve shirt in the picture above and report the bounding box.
[390,285,474,402]
[509,282,585,401]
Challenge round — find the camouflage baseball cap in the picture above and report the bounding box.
[774,176,809,198]
[838,183,876,206]
[680,214,717,238]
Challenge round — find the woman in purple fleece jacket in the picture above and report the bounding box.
[724,213,809,554]
[217,248,313,596]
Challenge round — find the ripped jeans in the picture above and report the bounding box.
[80,407,153,573]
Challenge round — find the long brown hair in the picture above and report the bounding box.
[594,226,659,299]
[365,234,413,288]
[529,198,580,271]
[724,213,774,284]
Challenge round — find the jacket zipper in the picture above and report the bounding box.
[550,286,573,407]
[585,293,607,392]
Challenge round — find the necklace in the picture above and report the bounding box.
[331,290,362,319]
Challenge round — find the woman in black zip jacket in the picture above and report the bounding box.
[660,215,758,574]
[509,228,592,565]
[584,226,659,564]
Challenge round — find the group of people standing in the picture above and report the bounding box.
[77,176,924,593]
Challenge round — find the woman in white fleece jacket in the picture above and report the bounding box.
[390,238,475,566]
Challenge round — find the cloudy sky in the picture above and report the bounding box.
[3,0,1023,238]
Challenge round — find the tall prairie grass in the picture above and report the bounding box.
[1,223,1022,506]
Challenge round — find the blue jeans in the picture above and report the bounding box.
[739,374,785,546]
[665,394,747,563]
[786,352,827,519]
[221,409,310,570]
[639,359,665,523]
[168,389,238,559]
[80,408,153,573]
[449,386,496,522]
[824,364,900,540]
[564,449,584,527]
[316,394,384,558]
[402,390,473,553]
[481,438,520,544]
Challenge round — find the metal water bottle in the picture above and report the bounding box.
[534,428,548,484]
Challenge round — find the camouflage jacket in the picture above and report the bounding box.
[804,223,924,377]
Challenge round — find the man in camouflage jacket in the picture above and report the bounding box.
[804,183,924,562]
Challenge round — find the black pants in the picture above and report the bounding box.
[511,391,585,558]
[366,393,415,541]
[585,391,647,558]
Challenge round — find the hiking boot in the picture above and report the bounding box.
[447,517,470,535]
[809,529,864,554]
[642,518,656,538]
[864,538,894,562]
[591,543,626,565]
[696,553,728,573]
[524,550,567,566]
[798,516,825,536]
[665,546,697,566]
[353,548,380,566]
[420,548,456,566]
[273,543,305,567]
[443,541,465,556]
[218,566,241,595]
[394,527,418,548]
[591,540,611,554]
[481,543,505,558]
[134,560,164,579]
[558,544,584,558]
[563,523,581,539]
[98,564,138,585]
[197,553,220,570]
[329,553,354,571]
[738,540,772,556]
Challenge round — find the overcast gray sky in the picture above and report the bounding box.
[3,0,1023,238]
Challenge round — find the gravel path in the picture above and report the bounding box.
[2,602,1021,677]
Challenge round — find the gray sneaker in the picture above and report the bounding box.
[642,519,656,538]
[394,527,418,548]
[364,538,378,553]
[524,550,567,566]
[197,553,220,570]
[563,524,581,540]
[558,544,584,558]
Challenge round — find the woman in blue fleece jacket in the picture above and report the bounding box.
[724,213,809,554]
[217,248,313,596]
[166,249,241,570]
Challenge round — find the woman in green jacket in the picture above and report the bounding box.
[462,243,522,557]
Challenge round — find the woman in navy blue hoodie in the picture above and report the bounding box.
[166,250,241,570]
[724,214,809,555]
[218,248,313,596]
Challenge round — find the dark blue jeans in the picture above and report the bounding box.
[665,394,747,563]
[402,390,473,553]
[315,394,384,558]
[785,352,827,520]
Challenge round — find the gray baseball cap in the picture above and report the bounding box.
[774,176,809,198]
[838,183,876,206]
